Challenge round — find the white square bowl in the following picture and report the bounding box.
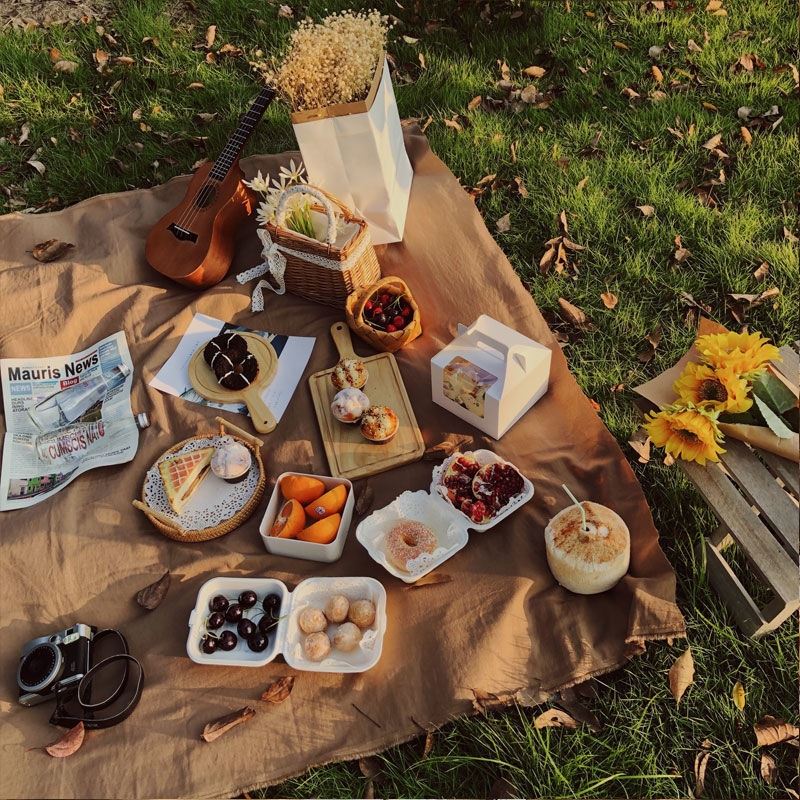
[187,576,290,667]
[356,490,470,583]
[259,472,354,562]
[430,449,534,532]
[283,576,387,673]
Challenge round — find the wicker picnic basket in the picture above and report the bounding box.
[256,185,381,309]
[345,276,422,352]
[133,417,266,543]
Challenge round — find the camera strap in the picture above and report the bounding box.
[50,629,144,730]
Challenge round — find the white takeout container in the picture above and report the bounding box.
[187,575,386,673]
[258,472,354,562]
[357,449,533,582]
[431,315,551,440]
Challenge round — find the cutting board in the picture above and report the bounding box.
[309,322,425,481]
[188,332,278,434]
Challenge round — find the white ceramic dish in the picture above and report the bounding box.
[259,472,354,562]
[430,448,534,533]
[356,490,470,584]
[187,575,386,673]
[143,435,261,530]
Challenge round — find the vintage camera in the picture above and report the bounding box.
[17,624,95,706]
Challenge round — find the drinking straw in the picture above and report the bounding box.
[561,484,588,531]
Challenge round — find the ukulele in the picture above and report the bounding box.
[145,86,275,289]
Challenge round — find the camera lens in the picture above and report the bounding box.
[18,643,62,691]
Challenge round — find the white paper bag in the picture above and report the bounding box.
[291,55,413,245]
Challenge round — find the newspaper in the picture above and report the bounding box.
[0,332,142,511]
[149,313,314,421]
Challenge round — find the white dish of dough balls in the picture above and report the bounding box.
[356,490,470,584]
[544,501,630,594]
[283,576,387,673]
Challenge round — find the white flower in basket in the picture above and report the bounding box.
[238,168,380,310]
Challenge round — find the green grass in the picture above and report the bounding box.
[1,1,798,797]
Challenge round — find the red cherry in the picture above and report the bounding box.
[386,323,397,332]
[392,315,404,327]
[401,305,412,317]
[379,293,391,305]
[364,299,373,312]
[372,305,383,316]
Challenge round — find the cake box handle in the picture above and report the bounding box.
[456,321,531,375]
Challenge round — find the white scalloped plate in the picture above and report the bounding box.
[356,490,470,584]
[430,448,534,533]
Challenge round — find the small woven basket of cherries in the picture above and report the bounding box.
[345,276,422,353]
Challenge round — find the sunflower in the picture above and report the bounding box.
[695,331,780,376]
[644,405,725,465]
[673,362,753,414]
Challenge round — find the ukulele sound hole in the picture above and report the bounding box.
[167,223,198,243]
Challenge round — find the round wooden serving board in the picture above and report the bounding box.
[188,332,278,433]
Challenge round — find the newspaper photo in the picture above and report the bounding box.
[149,313,315,421]
[0,331,145,511]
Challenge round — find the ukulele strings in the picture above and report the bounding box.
[174,94,268,232]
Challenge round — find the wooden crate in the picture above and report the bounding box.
[680,343,799,638]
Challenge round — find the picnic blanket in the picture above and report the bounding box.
[0,126,686,799]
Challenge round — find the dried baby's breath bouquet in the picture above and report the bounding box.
[268,10,388,112]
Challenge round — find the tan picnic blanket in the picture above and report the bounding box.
[0,127,685,799]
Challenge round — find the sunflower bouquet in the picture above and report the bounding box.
[634,320,799,465]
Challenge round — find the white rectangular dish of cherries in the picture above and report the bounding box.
[356,450,533,583]
[187,576,386,673]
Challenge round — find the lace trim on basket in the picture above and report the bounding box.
[237,227,373,312]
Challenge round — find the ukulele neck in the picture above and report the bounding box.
[209,87,275,181]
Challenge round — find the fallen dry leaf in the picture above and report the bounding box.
[402,35,418,44]
[27,158,46,175]
[113,56,135,67]
[201,707,255,742]
[600,291,618,309]
[467,95,482,111]
[702,133,723,150]
[278,4,294,19]
[637,324,663,363]
[496,213,511,233]
[53,60,79,73]
[31,239,74,262]
[48,47,62,63]
[136,570,171,611]
[669,647,695,704]
[651,65,664,83]
[733,52,765,73]
[753,261,769,280]
[628,428,651,464]
[514,176,529,198]
[404,573,452,590]
[688,38,703,53]
[636,204,656,217]
[44,722,85,758]
[418,52,426,70]
[753,715,799,747]
[673,234,692,264]
[187,81,205,90]
[693,739,712,798]
[423,434,473,462]
[422,729,435,758]
[783,227,798,244]
[522,65,547,78]
[702,102,719,112]
[534,708,579,730]
[614,40,630,51]
[355,484,375,517]
[558,298,589,328]
[205,24,216,48]
[759,752,777,785]
[732,680,745,711]
[648,45,664,59]
[576,176,588,191]
[443,116,463,132]
[740,126,753,145]
[539,211,584,276]
[260,676,295,704]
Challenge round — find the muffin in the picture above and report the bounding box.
[210,439,252,483]
[331,388,370,423]
[544,501,630,595]
[331,358,368,390]
[360,405,399,443]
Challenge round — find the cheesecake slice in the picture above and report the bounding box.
[158,447,215,515]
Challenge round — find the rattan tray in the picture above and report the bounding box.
[133,417,266,542]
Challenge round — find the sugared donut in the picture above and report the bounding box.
[303,631,331,661]
[347,599,376,629]
[324,594,350,623]
[332,621,362,652]
[385,520,438,572]
[298,606,327,634]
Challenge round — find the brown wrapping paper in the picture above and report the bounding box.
[0,127,685,799]
[633,318,799,463]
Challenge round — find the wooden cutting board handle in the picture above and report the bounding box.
[330,321,357,360]
[242,388,277,434]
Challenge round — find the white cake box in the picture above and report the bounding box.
[356,450,533,583]
[187,575,386,673]
[431,315,551,440]
[259,472,354,562]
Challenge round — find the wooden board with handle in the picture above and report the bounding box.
[188,332,278,434]
[309,322,425,480]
